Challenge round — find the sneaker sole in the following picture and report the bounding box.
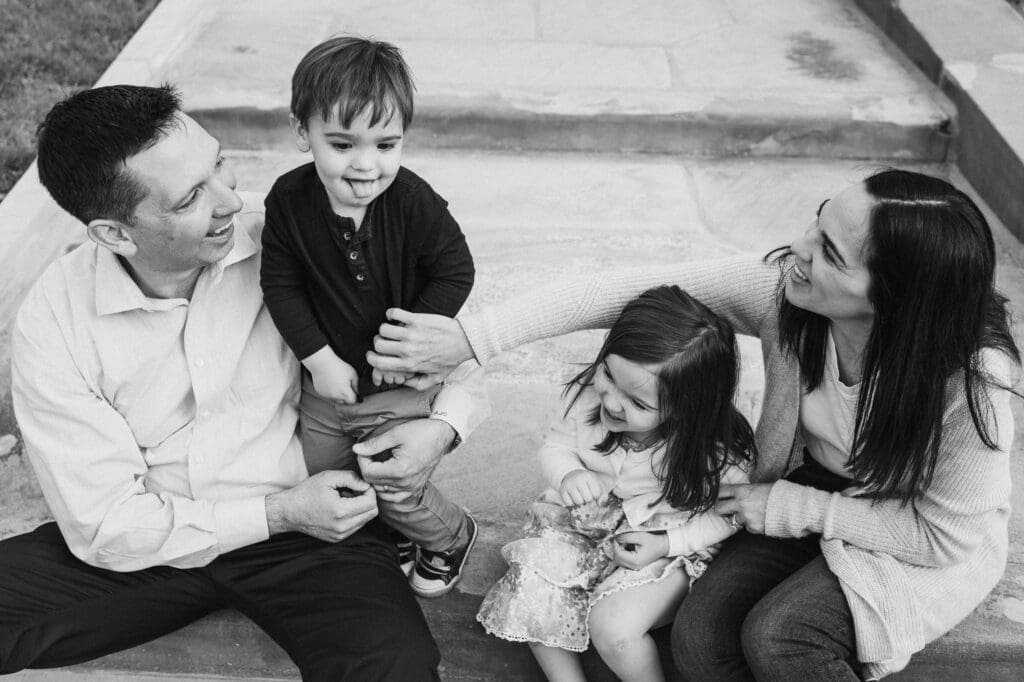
[410,512,479,599]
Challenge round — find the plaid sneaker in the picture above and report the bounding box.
[392,532,416,577]
[409,512,479,598]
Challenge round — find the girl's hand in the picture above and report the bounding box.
[611,531,669,570]
[714,483,772,534]
[558,470,606,506]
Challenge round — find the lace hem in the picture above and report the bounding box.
[476,614,590,653]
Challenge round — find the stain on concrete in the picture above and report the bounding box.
[786,32,861,82]
[1001,597,1024,624]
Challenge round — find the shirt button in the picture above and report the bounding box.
[349,251,359,261]
[343,231,352,241]
[195,358,205,367]
[355,273,366,282]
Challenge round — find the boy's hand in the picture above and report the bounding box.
[302,347,359,404]
[558,470,606,507]
[611,531,669,570]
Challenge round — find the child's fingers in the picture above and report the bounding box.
[371,368,384,387]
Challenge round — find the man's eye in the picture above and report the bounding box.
[179,190,200,209]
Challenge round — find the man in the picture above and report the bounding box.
[0,84,483,681]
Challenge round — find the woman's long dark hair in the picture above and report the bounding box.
[565,285,757,513]
[771,169,1019,504]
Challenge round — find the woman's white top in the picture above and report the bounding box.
[800,330,860,479]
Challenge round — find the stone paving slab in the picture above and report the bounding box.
[159,0,952,159]
[5,151,1023,680]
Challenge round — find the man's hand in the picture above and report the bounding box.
[353,418,456,503]
[303,347,359,404]
[714,482,773,535]
[265,470,378,543]
[559,470,606,507]
[611,531,669,570]
[367,308,473,382]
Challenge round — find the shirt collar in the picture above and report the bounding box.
[94,216,259,315]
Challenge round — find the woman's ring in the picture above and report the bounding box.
[729,514,742,529]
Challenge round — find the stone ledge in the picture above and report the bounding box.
[855,0,1024,241]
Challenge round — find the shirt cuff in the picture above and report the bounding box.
[214,496,270,555]
[430,362,490,445]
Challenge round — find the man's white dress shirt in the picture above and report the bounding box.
[12,194,483,572]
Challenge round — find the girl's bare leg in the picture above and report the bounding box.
[528,643,586,682]
[587,570,691,682]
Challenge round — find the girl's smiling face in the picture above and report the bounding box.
[785,181,875,325]
[593,353,664,440]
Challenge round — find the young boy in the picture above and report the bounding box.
[260,36,477,597]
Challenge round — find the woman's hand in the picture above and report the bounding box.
[366,308,474,382]
[714,483,773,535]
[611,531,669,570]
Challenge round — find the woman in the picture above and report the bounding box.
[368,170,1019,679]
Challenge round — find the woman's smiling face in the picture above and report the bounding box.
[784,181,875,325]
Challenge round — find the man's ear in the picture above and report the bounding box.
[289,114,310,152]
[86,218,138,258]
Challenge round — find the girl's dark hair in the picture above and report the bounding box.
[770,169,1020,504]
[565,285,756,513]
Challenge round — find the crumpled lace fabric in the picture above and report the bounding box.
[477,495,707,651]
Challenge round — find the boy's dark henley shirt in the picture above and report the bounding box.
[260,163,474,392]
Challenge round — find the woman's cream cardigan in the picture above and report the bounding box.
[460,255,1014,678]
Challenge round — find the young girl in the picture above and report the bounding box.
[477,285,757,682]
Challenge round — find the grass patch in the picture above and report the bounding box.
[0,0,158,200]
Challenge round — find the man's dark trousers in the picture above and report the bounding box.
[0,520,439,681]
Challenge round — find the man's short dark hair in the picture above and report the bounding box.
[291,36,415,130]
[36,84,183,225]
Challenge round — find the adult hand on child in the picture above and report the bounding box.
[367,308,473,382]
[353,418,456,503]
[714,483,773,535]
[264,470,378,543]
[558,470,606,507]
[371,368,411,387]
[611,531,669,570]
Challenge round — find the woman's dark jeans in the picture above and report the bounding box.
[671,456,861,681]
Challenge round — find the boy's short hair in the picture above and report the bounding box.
[36,84,182,225]
[291,36,415,130]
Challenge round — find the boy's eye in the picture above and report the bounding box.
[377,143,396,151]
[332,143,352,151]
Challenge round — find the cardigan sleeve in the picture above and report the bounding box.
[764,352,1015,567]
[537,396,591,492]
[460,255,781,364]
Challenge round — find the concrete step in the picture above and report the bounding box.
[157,0,953,160]
[4,150,1024,680]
